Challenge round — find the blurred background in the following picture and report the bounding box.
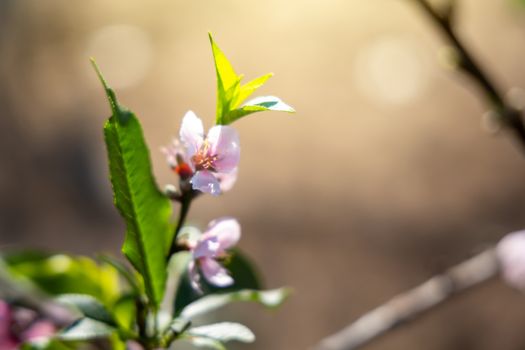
[2,0,525,349]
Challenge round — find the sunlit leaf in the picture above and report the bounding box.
[182,336,226,350]
[163,252,191,319]
[168,317,191,334]
[224,95,295,124]
[4,252,119,305]
[98,254,144,296]
[112,294,136,332]
[109,333,127,350]
[233,73,273,108]
[180,288,290,319]
[209,33,240,124]
[58,318,115,341]
[209,34,293,125]
[21,339,73,350]
[56,294,117,327]
[92,60,172,308]
[187,322,255,343]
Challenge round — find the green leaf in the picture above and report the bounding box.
[182,336,226,350]
[209,33,293,125]
[168,317,191,334]
[4,252,119,305]
[21,339,73,350]
[180,288,291,319]
[223,95,295,124]
[58,318,115,341]
[158,317,191,347]
[162,252,192,320]
[233,73,273,108]
[187,322,255,343]
[92,60,172,308]
[109,332,127,350]
[112,294,137,332]
[98,254,144,296]
[209,33,240,125]
[55,294,117,327]
[173,250,262,314]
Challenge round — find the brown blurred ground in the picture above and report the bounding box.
[2,0,525,349]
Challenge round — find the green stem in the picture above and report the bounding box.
[136,297,148,342]
[412,0,525,152]
[159,319,191,348]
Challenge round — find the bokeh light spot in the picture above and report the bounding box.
[87,24,154,89]
[354,36,429,106]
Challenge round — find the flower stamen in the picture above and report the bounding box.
[192,141,219,171]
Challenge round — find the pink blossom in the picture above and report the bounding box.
[0,300,55,349]
[163,111,240,196]
[23,320,55,341]
[188,218,241,291]
[0,301,17,350]
[497,230,525,291]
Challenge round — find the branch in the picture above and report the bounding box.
[411,0,525,152]
[313,248,499,350]
[167,191,193,259]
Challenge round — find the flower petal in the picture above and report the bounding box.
[191,171,221,196]
[200,258,234,287]
[217,168,238,192]
[204,218,241,251]
[179,111,204,157]
[0,301,12,341]
[23,321,55,341]
[161,139,187,168]
[161,148,176,168]
[193,236,220,259]
[206,126,240,172]
[188,260,203,293]
[0,338,17,350]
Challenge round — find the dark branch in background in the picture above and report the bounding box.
[412,0,525,151]
[314,1,524,349]
[313,248,499,350]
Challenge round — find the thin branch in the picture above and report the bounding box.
[167,191,193,260]
[313,248,499,350]
[411,0,525,151]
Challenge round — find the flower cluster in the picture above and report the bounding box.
[164,112,243,291]
[163,111,240,196]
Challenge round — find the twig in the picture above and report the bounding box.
[411,0,525,151]
[313,248,499,350]
[167,191,193,259]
